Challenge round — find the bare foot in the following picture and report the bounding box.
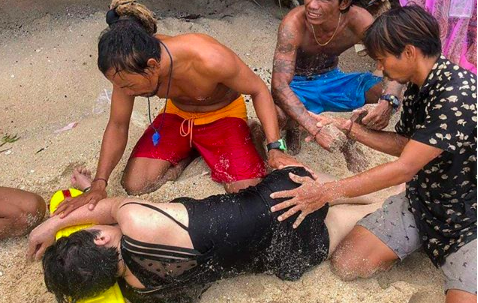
[247,120,267,161]
[71,167,93,191]
[341,141,369,174]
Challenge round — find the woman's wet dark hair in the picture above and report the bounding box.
[363,5,441,60]
[98,0,161,76]
[42,229,119,303]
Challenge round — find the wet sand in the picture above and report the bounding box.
[0,0,444,302]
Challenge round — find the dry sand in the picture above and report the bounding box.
[0,0,444,302]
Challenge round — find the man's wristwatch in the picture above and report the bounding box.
[381,94,400,111]
[266,139,287,152]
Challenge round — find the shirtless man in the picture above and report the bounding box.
[272,0,403,154]
[54,1,299,217]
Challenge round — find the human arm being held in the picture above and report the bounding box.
[348,11,404,130]
[27,197,125,261]
[355,76,404,130]
[271,19,334,150]
[270,139,442,228]
[53,87,134,218]
[308,114,409,156]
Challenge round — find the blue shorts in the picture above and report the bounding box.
[290,68,382,114]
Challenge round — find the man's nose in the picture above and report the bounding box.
[308,0,320,9]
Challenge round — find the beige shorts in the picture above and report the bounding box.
[357,192,477,294]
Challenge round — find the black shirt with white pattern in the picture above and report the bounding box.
[395,56,477,267]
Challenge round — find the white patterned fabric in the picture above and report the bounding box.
[395,55,477,266]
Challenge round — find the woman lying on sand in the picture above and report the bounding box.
[28,167,382,303]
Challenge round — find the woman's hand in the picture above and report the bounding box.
[27,218,60,261]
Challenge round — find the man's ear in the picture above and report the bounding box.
[339,0,352,11]
[93,233,112,247]
[146,58,160,69]
[403,45,416,60]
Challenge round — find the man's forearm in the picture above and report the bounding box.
[272,80,318,134]
[328,159,412,203]
[348,122,409,156]
[252,89,281,143]
[94,124,129,186]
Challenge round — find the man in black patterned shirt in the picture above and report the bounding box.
[268,6,476,302]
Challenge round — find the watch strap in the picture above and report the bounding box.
[381,94,400,109]
[266,139,287,152]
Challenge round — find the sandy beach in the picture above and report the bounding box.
[0,0,445,302]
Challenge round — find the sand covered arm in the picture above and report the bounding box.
[271,18,317,136]
[270,139,442,228]
[27,197,125,261]
[311,115,409,156]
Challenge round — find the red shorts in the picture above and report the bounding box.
[131,113,266,183]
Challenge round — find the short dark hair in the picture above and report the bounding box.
[363,5,441,60]
[42,230,119,303]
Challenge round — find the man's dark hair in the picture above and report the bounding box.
[42,230,119,303]
[363,5,441,60]
[98,1,161,76]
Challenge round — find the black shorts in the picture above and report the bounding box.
[254,167,330,281]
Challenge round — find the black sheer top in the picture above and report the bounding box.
[120,167,330,303]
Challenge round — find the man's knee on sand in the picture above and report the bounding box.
[330,227,395,281]
[121,170,160,196]
[121,158,174,195]
[1,189,46,237]
[330,246,382,281]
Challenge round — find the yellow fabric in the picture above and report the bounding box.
[163,95,247,125]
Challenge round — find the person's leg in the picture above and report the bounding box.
[325,202,383,255]
[446,290,477,303]
[364,82,382,104]
[330,193,422,280]
[0,187,45,239]
[224,178,262,193]
[122,157,194,195]
[442,239,477,303]
[122,113,194,195]
[194,118,267,194]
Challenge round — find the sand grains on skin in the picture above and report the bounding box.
[0,0,443,302]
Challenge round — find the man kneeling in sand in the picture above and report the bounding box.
[271,0,403,171]
[270,6,477,303]
[55,0,301,218]
[28,166,384,303]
